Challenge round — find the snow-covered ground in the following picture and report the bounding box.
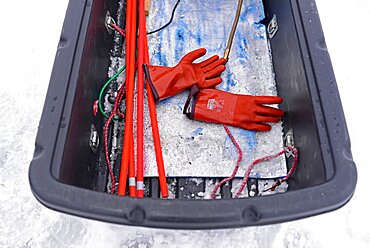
[0,0,369,247]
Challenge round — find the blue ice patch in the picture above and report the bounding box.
[236,31,249,59]
[192,127,204,138]
[219,70,238,92]
[175,23,186,61]
[240,129,257,149]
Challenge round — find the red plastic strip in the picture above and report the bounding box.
[143,33,169,198]
[136,0,146,198]
[118,0,137,196]
[129,137,137,197]
[234,146,298,198]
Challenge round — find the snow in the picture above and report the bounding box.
[0,0,370,247]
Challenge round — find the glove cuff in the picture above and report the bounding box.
[183,85,200,119]
[143,64,160,102]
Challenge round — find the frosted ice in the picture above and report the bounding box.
[144,0,286,177]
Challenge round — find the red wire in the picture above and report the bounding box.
[116,91,126,119]
[211,125,243,199]
[234,146,298,198]
[103,84,126,194]
[268,146,299,191]
[211,127,298,199]
[102,20,127,194]
[111,23,126,38]
[103,120,115,193]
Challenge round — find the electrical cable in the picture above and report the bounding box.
[110,0,180,36]
[211,136,298,199]
[211,125,243,199]
[98,66,126,118]
[103,81,126,194]
[111,23,126,37]
[111,0,126,58]
[146,0,181,35]
[116,93,126,119]
[266,147,299,191]
[234,146,298,198]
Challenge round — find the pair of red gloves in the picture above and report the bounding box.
[144,48,284,131]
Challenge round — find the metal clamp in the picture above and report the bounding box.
[89,124,99,153]
[105,11,116,35]
[284,128,295,158]
[267,14,278,39]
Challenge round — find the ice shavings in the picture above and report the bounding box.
[167,179,177,199]
[258,180,288,196]
[230,179,250,198]
[204,179,220,199]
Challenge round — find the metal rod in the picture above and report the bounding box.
[223,0,243,60]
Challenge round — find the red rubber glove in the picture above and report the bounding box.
[184,88,284,131]
[143,48,226,101]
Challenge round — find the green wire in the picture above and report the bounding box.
[99,66,126,118]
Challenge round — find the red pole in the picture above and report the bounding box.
[136,0,145,198]
[128,137,137,196]
[118,0,137,196]
[143,34,169,198]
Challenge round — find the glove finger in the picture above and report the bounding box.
[202,58,227,73]
[244,123,272,132]
[181,48,207,63]
[254,115,281,123]
[203,77,222,88]
[256,105,284,117]
[204,65,226,78]
[198,55,219,68]
[255,96,283,105]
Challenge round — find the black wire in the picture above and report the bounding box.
[146,0,181,35]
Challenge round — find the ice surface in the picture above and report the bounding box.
[1,0,370,247]
[144,0,286,177]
